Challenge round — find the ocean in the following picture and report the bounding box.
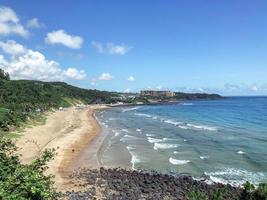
[95,96,267,186]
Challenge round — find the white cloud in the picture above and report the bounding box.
[91,41,131,55]
[64,68,86,80]
[98,73,113,81]
[45,29,83,49]
[0,40,27,56]
[0,6,28,37]
[127,75,135,81]
[91,41,104,53]
[0,40,86,81]
[27,18,44,28]
[107,43,130,55]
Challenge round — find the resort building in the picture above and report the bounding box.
[140,90,175,97]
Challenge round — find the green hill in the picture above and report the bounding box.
[0,69,119,133]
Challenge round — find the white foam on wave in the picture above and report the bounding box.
[134,113,152,118]
[205,168,265,186]
[178,125,190,130]
[237,150,245,154]
[164,120,182,126]
[111,130,120,137]
[122,129,129,133]
[186,123,218,131]
[181,103,193,106]
[108,117,116,121]
[200,156,209,160]
[146,133,155,137]
[147,137,163,143]
[173,151,179,154]
[114,132,120,137]
[122,107,141,112]
[159,117,218,132]
[136,128,142,132]
[126,145,141,170]
[169,157,190,165]
[120,134,138,142]
[163,137,178,141]
[154,143,179,150]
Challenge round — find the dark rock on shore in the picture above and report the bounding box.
[64,167,242,200]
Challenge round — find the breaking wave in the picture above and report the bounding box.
[147,137,163,143]
[205,168,266,186]
[169,157,190,165]
[154,143,179,150]
[122,107,141,112]
[126,145,141,170]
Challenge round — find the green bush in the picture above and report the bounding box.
[254,183,267,200]
[188,190,208,200]
[209,188,226,200]
[0,138,59,199]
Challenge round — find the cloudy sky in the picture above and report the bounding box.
[0,0,267,95]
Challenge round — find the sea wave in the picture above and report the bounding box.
[136,128,142,132]
[181,103,193,106]
[121,129,129,133]
[111,130,120,137]
[178,125,190,130]
[126,145,141,170]
[186,123,218,131]
[154,143,179,150]
[114,132,120,137]
[108,117,116,121]
[160,117,218,132]
[169,157,190,165]
[120,134,139,142]
[205,168,266,186]
[163,120,182,126]
[200,156,209,160]
[147,137,163,143]
[237,150,245,155]
[134,113,152,118]
[122,107,141,112]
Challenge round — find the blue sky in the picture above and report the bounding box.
[0,0,267,95]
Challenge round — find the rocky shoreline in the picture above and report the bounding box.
[64,167,242,200]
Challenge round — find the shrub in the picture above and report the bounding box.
[254,183,267,200]
[187,189,208,200]
[0,138,59,199]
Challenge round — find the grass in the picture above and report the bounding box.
[1,112,48,139]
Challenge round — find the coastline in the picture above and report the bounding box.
[15,104,108,191]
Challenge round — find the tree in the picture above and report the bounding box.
[0,68,10,81]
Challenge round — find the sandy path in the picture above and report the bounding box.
[16,105,107,191]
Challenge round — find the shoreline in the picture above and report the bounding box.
[15,104,108,191]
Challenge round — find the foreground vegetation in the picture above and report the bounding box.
[0,138,59,199]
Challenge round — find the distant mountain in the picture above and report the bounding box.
[174,92,223,100]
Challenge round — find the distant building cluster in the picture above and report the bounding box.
[140,90,175,97]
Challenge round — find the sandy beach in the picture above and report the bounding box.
[16,105,107,191]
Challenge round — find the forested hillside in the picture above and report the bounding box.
[0,69,118,133]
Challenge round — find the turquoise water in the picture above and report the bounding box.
[96,97,267,186]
